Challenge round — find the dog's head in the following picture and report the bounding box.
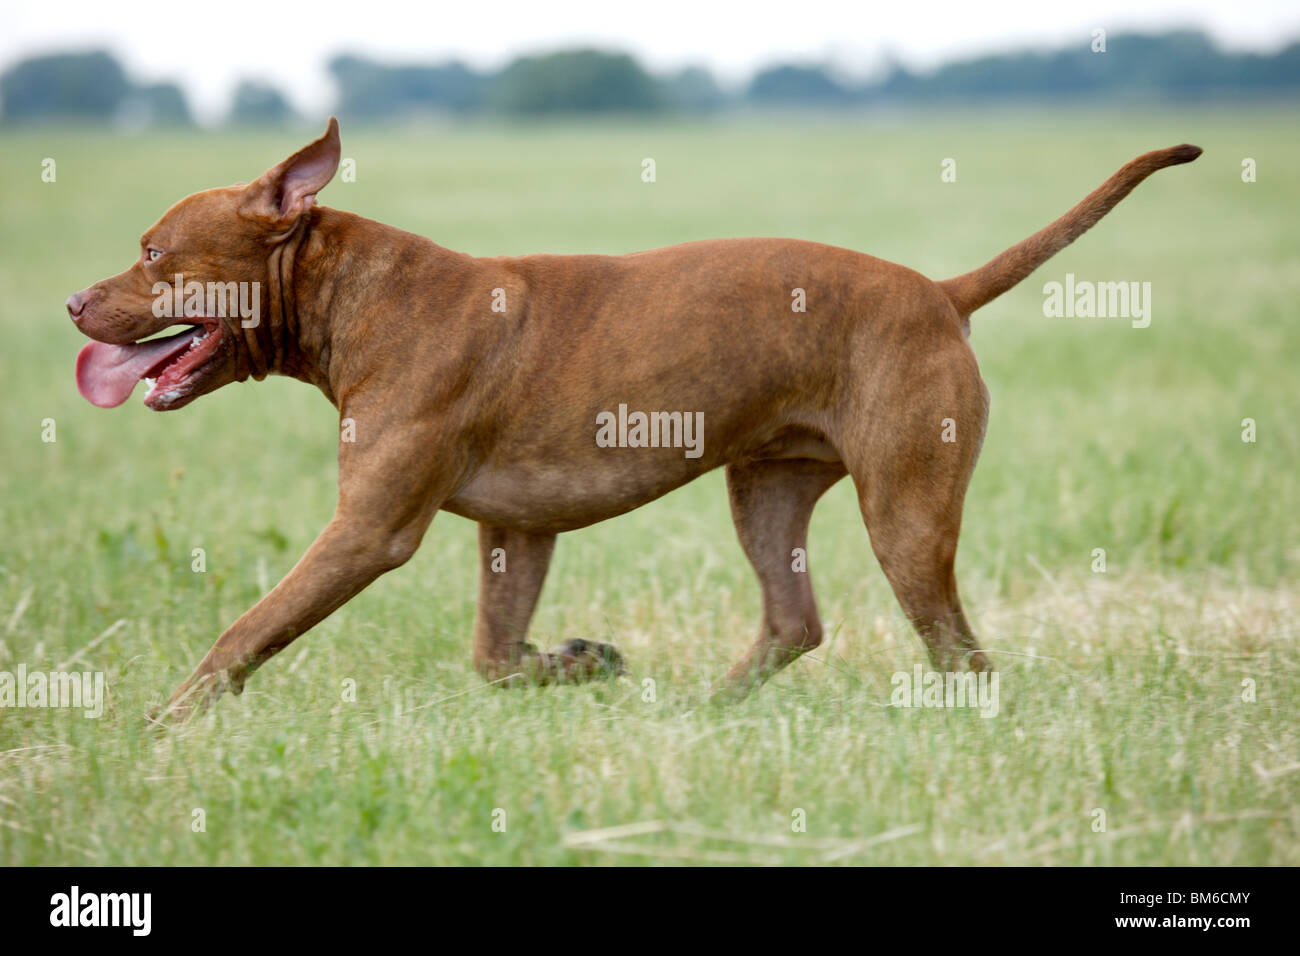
[68,118,341,410]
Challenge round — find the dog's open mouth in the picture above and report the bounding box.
[76,320,224,410]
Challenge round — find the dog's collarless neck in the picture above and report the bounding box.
[244,215,310,382]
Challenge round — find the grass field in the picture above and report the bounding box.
[0,109,1297,865]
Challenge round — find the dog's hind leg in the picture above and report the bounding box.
[845,344,992,673]
[712,458,847,700]
[473,525,623,685]
[860,490,989,673]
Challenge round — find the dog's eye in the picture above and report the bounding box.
[145,248,163,263]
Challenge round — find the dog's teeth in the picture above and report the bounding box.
[143,377,156,396]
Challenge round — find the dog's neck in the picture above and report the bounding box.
[277,206,477,409]
[243,214,313,387]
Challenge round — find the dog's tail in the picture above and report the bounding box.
[937,144,1202,317]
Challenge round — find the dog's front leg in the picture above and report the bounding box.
[154,514,422,721]
[154,416,453,724]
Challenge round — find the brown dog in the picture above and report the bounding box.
[66,120,1200,720]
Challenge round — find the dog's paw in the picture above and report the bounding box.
[144,698,192,733]
[545,638,626,682]
[482,640,626,686]
[144,695,199,731]
[144,672,234,729]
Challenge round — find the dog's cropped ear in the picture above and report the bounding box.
[240,117,341,231]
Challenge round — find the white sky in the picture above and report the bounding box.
[5,0,1299,122]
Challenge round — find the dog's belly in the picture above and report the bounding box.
[442,427,840,534]
[443,461,703,533]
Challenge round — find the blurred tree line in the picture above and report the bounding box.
[328,50,719,116]
[0,51,193,125]
[3,31,1297,125]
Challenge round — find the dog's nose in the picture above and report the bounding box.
[66,291,87,321]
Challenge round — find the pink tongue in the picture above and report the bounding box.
[75,329,198,408]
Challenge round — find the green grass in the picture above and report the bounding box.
[0,109,1297,864]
